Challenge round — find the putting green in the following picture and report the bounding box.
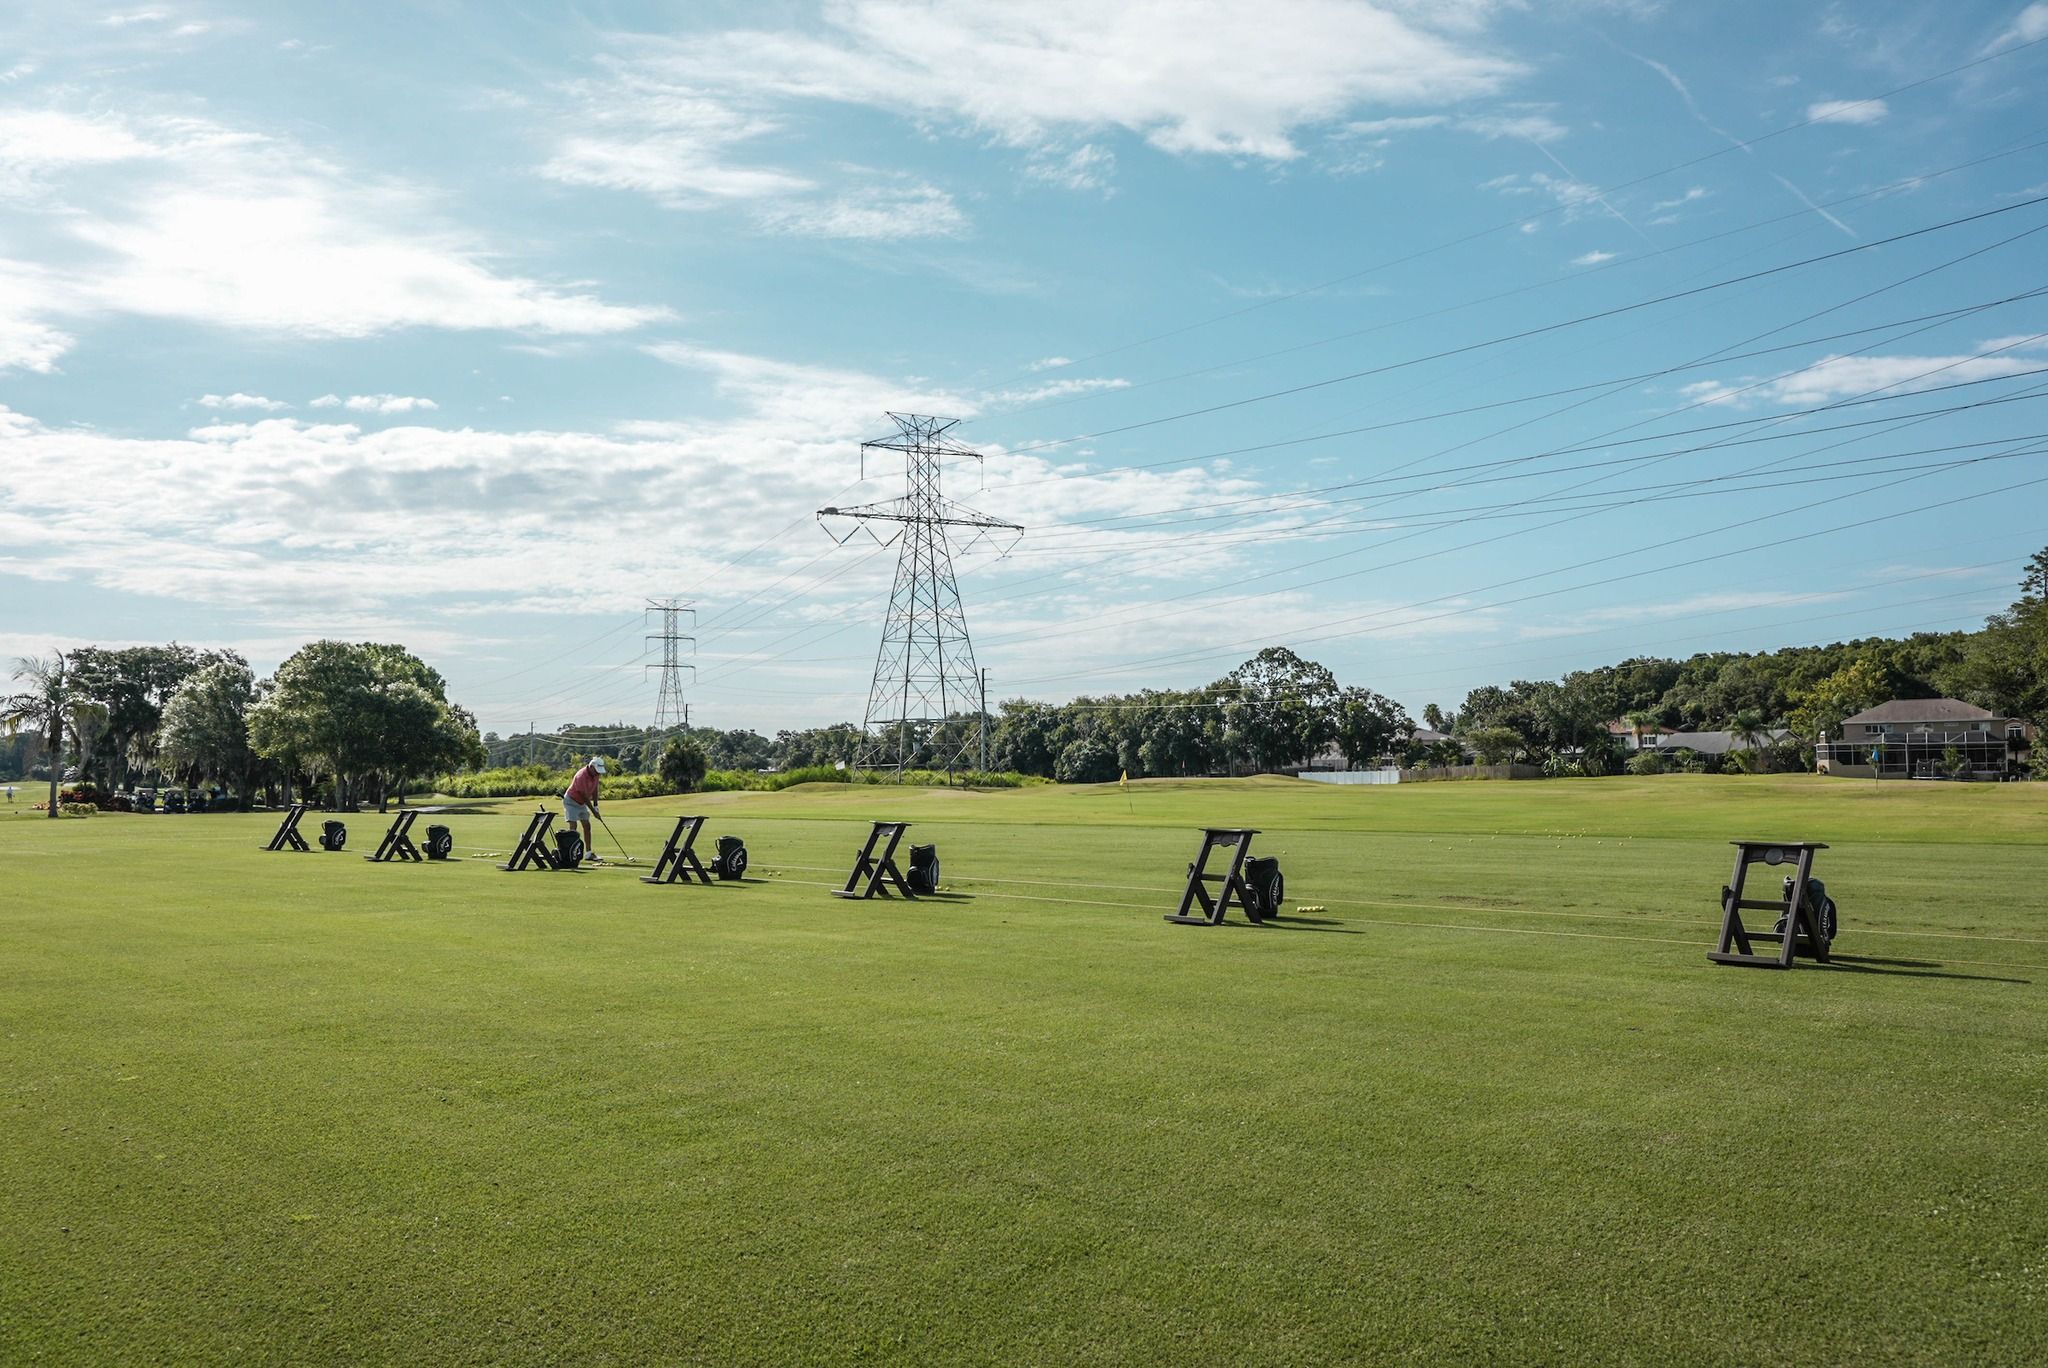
[2,775,2044,1363]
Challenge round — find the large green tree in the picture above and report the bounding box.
[1785,659,1892,742]
[159,661,259,807]
[248,641,482,808]
[1214,647,1339,773]
[992,700,1061,777]
[67,644,241,787]
[658,736,710,792]
[1942,554,2048,724]
[1330,686,1411,769]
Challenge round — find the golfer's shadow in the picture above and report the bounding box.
[1816,954,2030,985]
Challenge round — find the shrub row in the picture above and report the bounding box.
[426,763,1042,799]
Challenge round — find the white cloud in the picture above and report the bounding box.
[71,182,661,338]
[98,9,170,26]
[1026,144,1117,192]
[0,109,664,372]
[1806,98,1887,125]
[1651,186,1708,211]
[756,182,966,240]
[195,392,288,411]
[310,393,438,413]
[0,267,74,372]
[1522,589,1853,634]
[539,70,963,237]
[1481,170,1605,221]
[1342,115,1451,137]
[600,1,1521,164]
[0,110,156,180]
[1685,343,2048,409]
[540,76,814,206]
[306,393,439,414]
[1987,3,2048,52]
[0,350,1259,711]
[1457,111,1568,142]
[1027,356,1073,372]
[985,377,1132,408]
[1570,249,1617,266]
[1331,107,1564,171]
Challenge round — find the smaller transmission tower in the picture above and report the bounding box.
[820,414,1022,774]
[645,597,696,733]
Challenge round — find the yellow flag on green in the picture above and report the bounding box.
[1118,770,1128,789]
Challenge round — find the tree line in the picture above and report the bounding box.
[2,641,483,816]
[481,547,2048,783]
[11,548,2043,803]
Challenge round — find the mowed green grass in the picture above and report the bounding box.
[3,775,2045,1364]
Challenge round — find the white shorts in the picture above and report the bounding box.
[562,796,591,823]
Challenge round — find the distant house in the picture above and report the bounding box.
[1819,699,2034,780]
[1604,719,1672,751]
[1299,726,1462,773]
[1651,728,1791,757]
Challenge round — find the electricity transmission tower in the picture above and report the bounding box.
[819,414,1022,774]
[645,597,695,734]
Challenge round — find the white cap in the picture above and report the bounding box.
[592,756,608,773]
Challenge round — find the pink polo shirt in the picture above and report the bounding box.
[565,764,600,805]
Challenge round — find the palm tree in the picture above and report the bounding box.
[1730,707,1769,755]
[1624,709,1659,752]
[2,654,86,818]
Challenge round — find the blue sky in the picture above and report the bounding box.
[3,0,2047,735]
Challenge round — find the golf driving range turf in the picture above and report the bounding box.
[3,776,2044,1363]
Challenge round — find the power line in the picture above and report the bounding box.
[1002,284,2048,532]
[1006,451,2048,689]
[981,195,2048,466]
[974,32,2048,395]
[983,130,2048,427]
[973,345,2048,650]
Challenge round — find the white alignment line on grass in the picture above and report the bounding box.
[756,863,2048,947]
[753,869,2046,969]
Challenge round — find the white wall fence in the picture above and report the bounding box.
[1296,764,1545,785]
[1297,769,1401,785]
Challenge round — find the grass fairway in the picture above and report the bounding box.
[3,775,2045,1364]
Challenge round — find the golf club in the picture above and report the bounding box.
[592,808,637,865]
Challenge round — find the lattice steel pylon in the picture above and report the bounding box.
[819,414,1022,774]
[645,597,695,733]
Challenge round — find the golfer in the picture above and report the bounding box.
[563,755,605,864]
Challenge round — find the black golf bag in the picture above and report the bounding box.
[712,835,748,880]
[319,819,347,852]
[1777,875,1838,944]
[1242,856,1285,922]
[554,830,586,867]
[905,843,940,895]
[424,824,453,860]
